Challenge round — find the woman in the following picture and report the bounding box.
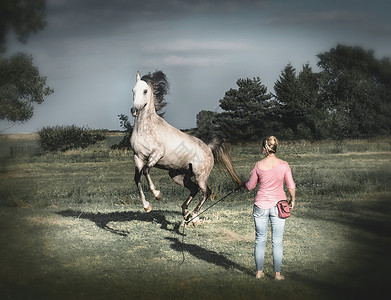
[244,136,295,280]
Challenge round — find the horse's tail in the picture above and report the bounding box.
[208,137,243,188]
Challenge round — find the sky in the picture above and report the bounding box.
[2,0,391,133]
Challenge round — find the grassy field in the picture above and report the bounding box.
[0,134,390,299]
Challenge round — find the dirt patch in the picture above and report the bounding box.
[216,228,253,242]
[26,215,76,227]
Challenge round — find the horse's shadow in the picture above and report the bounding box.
[57,209,183,236]
[57,209,252,276]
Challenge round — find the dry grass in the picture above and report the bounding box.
[0,133,39,140]
[0,136,390,299]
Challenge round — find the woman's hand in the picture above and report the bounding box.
[237,180,247,190]
[288,188,295,209]
[289,198,295,209]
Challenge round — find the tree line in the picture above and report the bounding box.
[194,44,391,142]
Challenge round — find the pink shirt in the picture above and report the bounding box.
[245,160,295,209]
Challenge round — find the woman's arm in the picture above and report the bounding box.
[285,163,296,208]
[288,188,296,209]
[245,164,259,191]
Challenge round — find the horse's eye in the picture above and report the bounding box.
[143,89,147,94]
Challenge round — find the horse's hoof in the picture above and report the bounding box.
[183,211,190,221]
[155,191,162,201]
[144,203,152,213]
[192,216,200,227]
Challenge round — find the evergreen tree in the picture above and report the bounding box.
[274,63,326,139]
[273,63,299,137]
[194,110,217,142]
[297,63,326,138]
[214,77,273,142]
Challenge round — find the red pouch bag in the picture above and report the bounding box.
[277,200,291,219]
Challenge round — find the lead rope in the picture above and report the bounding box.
[179,187,240,266]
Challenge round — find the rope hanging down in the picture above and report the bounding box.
[179,187,241,265]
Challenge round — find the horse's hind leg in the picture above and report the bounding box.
[192,180,211,226]
[182,176,199,221]
[169,168,199,221]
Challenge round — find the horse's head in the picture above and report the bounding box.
[131,71,152,117]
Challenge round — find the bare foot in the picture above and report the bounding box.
[255,270,265,279]
[275,272,285,280]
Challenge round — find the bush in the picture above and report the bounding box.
[110,114,133,150]
[38,125,107,152]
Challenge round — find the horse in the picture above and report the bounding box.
[130,70,242,226]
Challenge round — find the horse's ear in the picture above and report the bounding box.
[136,71,141,81]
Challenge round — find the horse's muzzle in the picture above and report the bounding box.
[131,106,139,117]
[131,104,147,117]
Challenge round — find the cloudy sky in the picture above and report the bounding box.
[2,0,391,133]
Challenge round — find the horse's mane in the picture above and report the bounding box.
[141,70,169,117]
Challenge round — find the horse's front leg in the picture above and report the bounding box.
[143,149,164,200]
[134,155,151,212]
[143,166,162,200]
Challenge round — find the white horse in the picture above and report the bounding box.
[130,71,241,226]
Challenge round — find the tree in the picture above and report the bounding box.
[110,114,133,150]
[0,0,47,52]
[213,77,273,142]
[375,57,391,134]
[296,63,327,138]
[274,63,328,139]
[196,44,390,141]
[317,44,391,137]
[0,0,52,128]
[0,53,53,122]
[194,110,217,142]
[273,63,300,135]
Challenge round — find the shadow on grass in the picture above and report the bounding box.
[57,209,183,236]
[293,193,391,297]
[165,237,253,276]
[57,209,253,276]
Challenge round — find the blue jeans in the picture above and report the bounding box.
[253,204,286,272]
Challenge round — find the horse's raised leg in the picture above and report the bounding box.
[142,150,164,200]
[169,168,199,221]
[134,155,151,212]
[143,166,162,200]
